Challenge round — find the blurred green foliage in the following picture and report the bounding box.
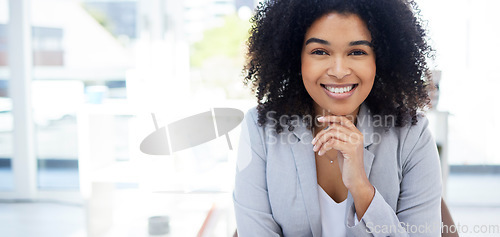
[190,14,251,68]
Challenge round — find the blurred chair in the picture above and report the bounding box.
[197,204,218,237]
[441,198,459,237]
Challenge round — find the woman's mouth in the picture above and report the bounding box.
[321,83,358,99]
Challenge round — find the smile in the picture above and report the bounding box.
[322,84,357,94]
[321,83,358,99]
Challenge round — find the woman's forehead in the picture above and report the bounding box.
[304,13,372,44]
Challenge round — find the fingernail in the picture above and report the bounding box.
[318,150,323,156]
[313,145,317,151]
[311,138,317,144]
[317,116,324,122]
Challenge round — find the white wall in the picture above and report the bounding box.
[418,0,500,165]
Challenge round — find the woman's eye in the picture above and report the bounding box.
[311,50,328,55]
[349,50,367,56]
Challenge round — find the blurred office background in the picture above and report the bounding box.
[0,0,499,236]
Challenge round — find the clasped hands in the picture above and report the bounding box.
[311,115,373,196]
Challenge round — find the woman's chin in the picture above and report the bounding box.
[313,101,360,117]
[318,108,356,117]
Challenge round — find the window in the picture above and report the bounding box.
[418,0,500,166]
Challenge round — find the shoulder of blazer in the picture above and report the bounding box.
[243,106,270,159]
[398,113,433,166]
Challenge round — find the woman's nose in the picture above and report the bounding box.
[326,57,351,79]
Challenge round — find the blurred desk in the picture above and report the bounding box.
[89,186,235,237]
[77,102,237,237]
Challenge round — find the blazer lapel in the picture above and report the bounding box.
[356,103,376,178]
[290,122,322,237]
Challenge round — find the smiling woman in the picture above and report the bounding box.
[301,13,376,119]
[234,0,442,236]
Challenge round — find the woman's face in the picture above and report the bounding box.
[301,12,376,118]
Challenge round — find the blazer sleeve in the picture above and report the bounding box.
[233,109,283,236]
[346,116,442,236]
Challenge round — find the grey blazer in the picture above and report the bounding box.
[233,103,442,236]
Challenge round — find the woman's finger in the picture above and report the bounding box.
[312,122,352,145]
[317,115,357,130]
[313,128,350,152]
[318,137,350,157]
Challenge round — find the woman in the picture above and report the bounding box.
[233,0,442,236]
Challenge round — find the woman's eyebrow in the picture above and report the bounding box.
[349,40,373,47]
[305,37,330,45]
[305,38,373,48]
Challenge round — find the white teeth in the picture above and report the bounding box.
[325,85,354,94]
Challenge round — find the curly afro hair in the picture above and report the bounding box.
[243,0,435,134]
